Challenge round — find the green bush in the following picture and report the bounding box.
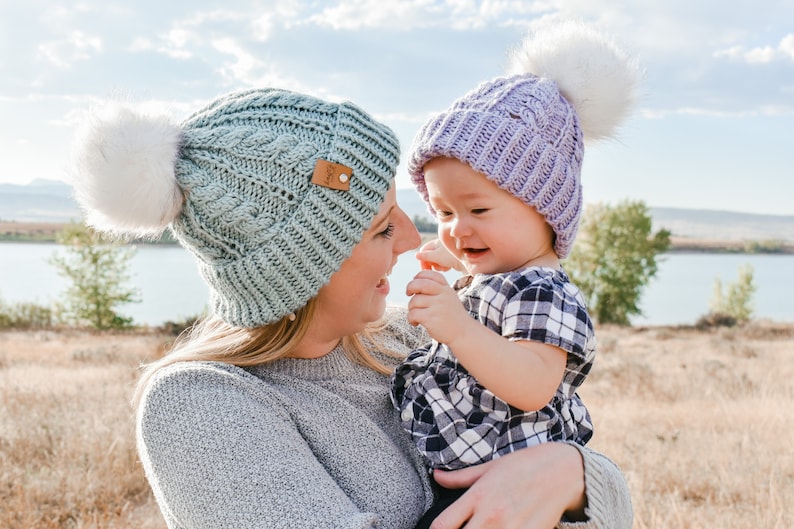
[159,314,204,336]
[412,215,438,234]
[0,296,55,329]
[694,312,737,329]
[49,222,140,330]
[564,201,671,326]
[743,239,785,254]
[708,264,756,323]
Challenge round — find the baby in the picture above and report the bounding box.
[390,20,640,527]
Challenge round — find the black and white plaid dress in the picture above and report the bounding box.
[390,267,595,470]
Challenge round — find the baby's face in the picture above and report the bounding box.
[424,157,558,275]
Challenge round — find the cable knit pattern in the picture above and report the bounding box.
[169,88,399,327]
[136,308,632,529]
[408,75,584,259]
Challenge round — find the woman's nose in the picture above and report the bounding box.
[395,208,421,254]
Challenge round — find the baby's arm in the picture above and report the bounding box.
[456,326,566,411]
[406,271,565,411]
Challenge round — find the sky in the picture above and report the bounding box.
[1,0,793,216]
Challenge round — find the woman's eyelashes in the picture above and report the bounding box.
[378,222,395,238]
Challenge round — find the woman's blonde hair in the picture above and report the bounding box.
[132,298,396,408]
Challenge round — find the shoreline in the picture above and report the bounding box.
[665,236,794,255]
[2,222,794,255]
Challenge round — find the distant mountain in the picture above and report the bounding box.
[0,179,80,222]
[649,207,794,243]
[1,180,791,243]
[398,190,794,243]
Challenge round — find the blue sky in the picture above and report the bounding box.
[1,1,792,215]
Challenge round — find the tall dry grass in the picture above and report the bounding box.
[1,323,792,528]
[582,322,794,528]
[0,330,167,529]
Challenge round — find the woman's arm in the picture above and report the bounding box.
[560,443,634,529]
[136,363,384,529]
[428,442,632,529]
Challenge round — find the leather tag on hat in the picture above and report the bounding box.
[312,159,352,191]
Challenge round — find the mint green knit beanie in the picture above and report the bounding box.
[68,88,399,328]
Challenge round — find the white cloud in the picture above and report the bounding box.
[213,37,265,84]
[715,33,794,64]
[639,105,794,119]
[780,34,794,61]
[714,46,744,61]
[744,46,777,64]
[307,0,543,31]
[211,37,323,97]
[129,34,193,60]
[250,13,277,42]
[130,9,248,60]
[371,110,430,126]
[308,0,436,30]
[128,3,309,59]
[163,27,193,50]
[250,1,304,41]
[37,31,103,68]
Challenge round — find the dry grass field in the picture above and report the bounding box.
[1,322,792,528]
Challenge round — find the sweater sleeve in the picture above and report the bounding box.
[557,443,634,529]
[136,363,381,529]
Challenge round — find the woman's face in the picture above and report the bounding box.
[309,186,421,348]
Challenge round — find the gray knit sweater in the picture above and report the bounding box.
[136,309,632,529]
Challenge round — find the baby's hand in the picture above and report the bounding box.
[406,270,470,345]
[416,239,465,272]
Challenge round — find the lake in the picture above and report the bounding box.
[0,242,792,326]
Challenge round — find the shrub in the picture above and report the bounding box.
[412,215,438,233]
[708,264,756,323]
[743,239,785,254]
[49,222,140,329]
[159,314,203,336]
[0,296,55,329]
[694,312,737,330]
[564,201,671,326]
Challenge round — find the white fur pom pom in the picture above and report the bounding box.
[68,102,184,237]
[508,20,642,142]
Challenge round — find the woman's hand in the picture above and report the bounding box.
[429,443,586,529]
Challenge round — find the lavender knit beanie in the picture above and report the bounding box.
[68,88,399,327]
[409,21,641,259]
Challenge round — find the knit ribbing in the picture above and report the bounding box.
[167,89,399,327]
[562,442,635,529]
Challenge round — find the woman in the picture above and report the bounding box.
[68,87,632,529]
